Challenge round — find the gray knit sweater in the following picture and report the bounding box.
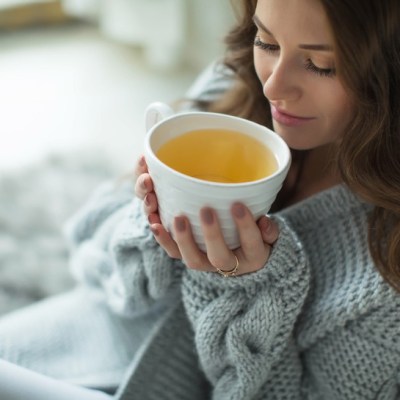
[68,180,400,399]
[0,178,399,398]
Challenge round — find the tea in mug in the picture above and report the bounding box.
[156,128,278,183]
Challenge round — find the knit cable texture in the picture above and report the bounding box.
[64,180,183,316]
[182,216,309,400]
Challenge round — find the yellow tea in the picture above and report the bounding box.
[156,128,278,183]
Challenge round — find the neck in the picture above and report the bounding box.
[283,145,342,207]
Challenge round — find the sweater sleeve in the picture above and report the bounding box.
[181,217,310,400]
[64,180,183,316]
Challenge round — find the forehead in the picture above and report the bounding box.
[255,0,333,43]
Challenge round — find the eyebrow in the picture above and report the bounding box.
[252,15,333,51]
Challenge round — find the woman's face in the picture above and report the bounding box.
[253,0,354,150]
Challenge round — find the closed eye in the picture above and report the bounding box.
[305,59,336,78]
[254,36,279,53]
[255,36,336,78]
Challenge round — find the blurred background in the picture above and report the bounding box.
[0,0,235,172]
[0,0,235,314]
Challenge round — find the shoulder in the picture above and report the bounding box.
[181,60,236,109]
[64,179,134,247]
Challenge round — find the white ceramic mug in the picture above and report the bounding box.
[144,102,291,251]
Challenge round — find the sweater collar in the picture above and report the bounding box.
[277,184,371,228]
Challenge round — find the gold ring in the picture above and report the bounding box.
[214,255,239,278]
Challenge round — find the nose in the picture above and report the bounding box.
[262,57,301,102]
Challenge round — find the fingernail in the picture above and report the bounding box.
[232,203,245,219]
[150,225,159,236]
[144,194,150,206]
[200,208,214,225]
[175,216,186,232]
[148,214,157,224]
[141,178,147,191]
[139,156,145,167]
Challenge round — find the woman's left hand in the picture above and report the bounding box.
[150,203,279,276]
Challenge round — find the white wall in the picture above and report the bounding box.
[185,0,236,70]
[62,0,236,71]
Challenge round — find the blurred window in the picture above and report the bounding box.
[0,0,70,30]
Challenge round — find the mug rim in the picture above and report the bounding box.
[144,111,291,188]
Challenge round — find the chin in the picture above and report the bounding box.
[272,124,323,151]
[274,131,313,151]
[287,142,316,151]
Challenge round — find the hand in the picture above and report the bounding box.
[134,155,279,275]
[134,154,157,213]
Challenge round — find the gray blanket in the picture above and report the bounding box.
[0,150,116,315]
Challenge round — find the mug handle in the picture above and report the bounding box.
[145,102,174,132]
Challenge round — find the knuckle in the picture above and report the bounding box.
[143,206,150,216]
[140,175,148,190]
[166,249,181,259]
[135,189,144,200]
[250,248,270,270]
[134,184,144,200]
[186,258,204,270]
[240,236,260,253]
[135,177,147,198]
[208,255,230,270]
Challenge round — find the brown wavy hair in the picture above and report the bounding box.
[203,0,400,291]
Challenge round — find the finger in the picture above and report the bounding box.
[134,173,153,200]
[134,155,148,178]
[257,215,280,245]
[148,213,161,225]
[143,191,158,215]
[231,203,269,268]
[199,207,236,271]
[173,216,215,272]
[149,223,182,259]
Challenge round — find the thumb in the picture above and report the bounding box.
[258,216,279,245]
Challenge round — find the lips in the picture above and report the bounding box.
[270,104,315,127]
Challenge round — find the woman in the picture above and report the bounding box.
[0,0,399,399]
[134,0,400,398]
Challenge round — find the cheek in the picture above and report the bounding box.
[318,80,353,127]
[329,90,354,133]
[253,52,268,86]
